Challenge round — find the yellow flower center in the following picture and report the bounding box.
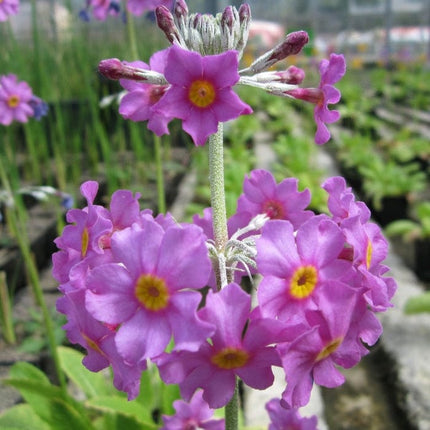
[315,337,343,361]
[188,80,216,108]
[290,265,318,299]
[366,239,372,269]
[81,227,89,257]
[211,347,249,369]
[7,95,20,108]
[135,274,169,311]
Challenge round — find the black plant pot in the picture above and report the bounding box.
[415,238,430,282]
[371,196,409,227]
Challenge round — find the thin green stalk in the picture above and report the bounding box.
[225,378,239,430]
[0,157,66,392]
[126,8,139,60]
[154,134,166,214]
[0,271,16,345]
[208,123,228,252]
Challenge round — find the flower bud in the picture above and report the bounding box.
[155,5,180,44]
[174,0,188,20]
[284,87,322,104]
[242,30,309,75]
[221,6,234,31]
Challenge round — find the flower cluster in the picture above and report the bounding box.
[54,170,396,413]
[0,74,48,126]
[98,0,346,146]
[0,0,19,22]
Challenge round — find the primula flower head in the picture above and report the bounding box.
[155,45,252,146]
[161,390,225,430]
[0,0,19,22]
[0,74,35,125]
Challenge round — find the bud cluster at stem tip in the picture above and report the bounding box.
[155,0,251,57]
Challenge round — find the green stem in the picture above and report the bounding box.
[154,135,166,214]
[208,123,229,289]
[126,8,139,60]
[225,378,239,430]
[0,271,16,345]
[0,157,67,392]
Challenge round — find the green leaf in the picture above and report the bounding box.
[5,362,95,430]
[404,292,430,314]
[58,346,113,398]
[86,395,155,428]
[0,404,50,430]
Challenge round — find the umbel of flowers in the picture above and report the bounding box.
[53,0,397,428]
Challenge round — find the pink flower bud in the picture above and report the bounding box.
[221,6,234,31]
[155,5,179,44]
[238,3,251,25]
[98,59,147,81]
[268,31,309,64]
[174,0,188,20]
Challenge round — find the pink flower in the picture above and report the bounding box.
[127,0,173,16]
[233,169,313,229]
[119,49,172,136]
[85,219,214,366]
[278,288,362,408]
[79,0,120,21]
[156,283,286,409]
[155,45,252,146]
[266,398,318,430]
[0,0,19,21]
[256,216,354,320]
[285,54,346,145]
[161,390,225,430]
[57,288,145,399]
[0,74,35,125]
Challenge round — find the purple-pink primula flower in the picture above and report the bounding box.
[85,218,215,367]
[0,74,35,125]
[79,0,120,21]
[127,0,173,16]
[0,0,19,21]
[57,288,145,400]
[161,390,225,430]
[256,216,355,320]
[286,53,346,144]
[156,283,286,409]
[277,288,363,409]
[154,44,252,146]
[119,49,173,136]
[233,169,313,229]
[266,398,318,430]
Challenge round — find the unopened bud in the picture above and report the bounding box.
[174,0,188,20]
[156,5,179,44]
[238,3,251,26]
[221,6,234,31]
[241,30,309,75]
[98,59,168,85]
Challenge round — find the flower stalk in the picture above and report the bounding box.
[208,123,228,289]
